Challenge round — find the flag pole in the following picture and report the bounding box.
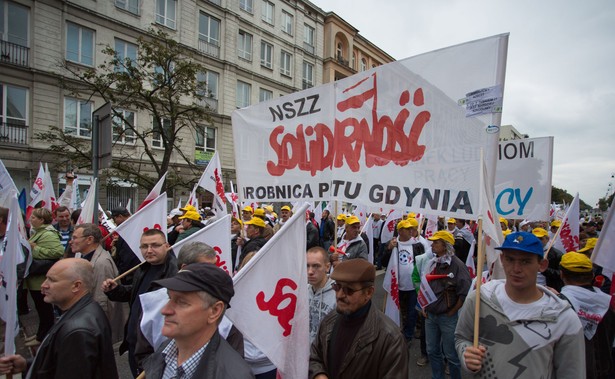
[112,261,146,282]
[473,218,485,347]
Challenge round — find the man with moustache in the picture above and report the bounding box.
[309,259,408,378]
[102,228,177,377]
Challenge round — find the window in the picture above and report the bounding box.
[155,0,176,29]
[239,0,253,13]
[336,42,343,60]
[261,1,274,24]
[303,24,314,54]
[352,52,357,70]
[114,39,137,72]
[115,0,139,15]
[152,117,171,148]
[260,41,273,69]
[112,109,136,144]
[197,70,219,111]
[281,11,293,35]
[360,58,367,71]
[64,97,92,138]
[236,81,251,108]
[238,31,252,61]
[1,1,29,47]
[196,125,215,152]
[0,84,27,126]
[302,61,313,89]
[66,22,94,66]
[280,50,291,77]
[198,12,220,57]
[259,88,273,102]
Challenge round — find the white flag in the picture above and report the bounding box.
[592,202,615,272]
[0,160,18,207]
[465,240,477,279]
[1,193,31,355]
[43,163,57,212]
[361,215,374,264]
[382,247,400,326]
[197,151,227,216]
[380,209,403,244]
[77,178,98,225]
[26,163,45,220]
[138,172,167,211]
[424,215,438,239]
[554,193,580,253]
[353,203,368,226]
[113,193,168,262]
[478,156,504,278]
[171,215,233,276]
[226,203,309,379]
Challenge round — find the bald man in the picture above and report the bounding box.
[0,258,118,379]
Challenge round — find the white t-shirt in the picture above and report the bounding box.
[397,239,416,291]
[496,284,549,322]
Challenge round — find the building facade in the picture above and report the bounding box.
[0,0,390,209]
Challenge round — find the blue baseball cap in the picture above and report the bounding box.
[495,232,544,257]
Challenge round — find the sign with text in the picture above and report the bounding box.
[495,136,553,220]
[232,34,509,219]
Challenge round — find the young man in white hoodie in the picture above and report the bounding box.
[307,246,336,342]
[455,232,585,379]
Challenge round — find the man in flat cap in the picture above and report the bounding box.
[310,259,408,379]
[142,263,254,379]
[559,252,615,379]
[455,232,584,379]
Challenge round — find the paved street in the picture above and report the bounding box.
[4,269,469,378]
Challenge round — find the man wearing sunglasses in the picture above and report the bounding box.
[310,259,408,379]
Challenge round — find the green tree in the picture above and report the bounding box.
[36,28,213,191]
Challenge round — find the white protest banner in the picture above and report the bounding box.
[226,203,309,379]
[495,136,553,220]
[232,34,508,219]
[113,193,168,262]
[171,214,232,275]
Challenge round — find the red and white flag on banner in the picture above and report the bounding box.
[226,203,309,379]
[592,200,615,273]
[43,163,58,212]
[138,172,167,211]
[382,246,400,326]
[1,193,31,356]
[113,193,168,262]
[553,193,580,253]
[361,215,374,264]
[171,214,232,276]
[197,151,227,216]
[26,163,46,220]
[380,209,403,244]
[77,178,98,225]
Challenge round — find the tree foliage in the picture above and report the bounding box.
[37,28,213,192]
[551,185,592,210]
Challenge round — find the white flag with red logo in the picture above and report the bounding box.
[0,159,19,207]
[226,203,309,379]
[43,163,58,212]
[197,151,227,215]
[353,203,368,226]
[77,178,98,225]
[186,184,199,210]
[26,163,45,220]
[553,193,580,253]
[113,193,168,262]
[380,209,403,244]
[382,246,400,326]
[138,172,167,211]
[424,215,438,239]
[171,214,232,276]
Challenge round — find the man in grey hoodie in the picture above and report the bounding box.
[455,232,585,378]
[307,246,336,342]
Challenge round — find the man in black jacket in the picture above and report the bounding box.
[142,263,254,379]
[0,258,118,379]
[102,228,178,377]
[319,210,335,251]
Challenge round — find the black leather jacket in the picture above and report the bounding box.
[27,294,118,379]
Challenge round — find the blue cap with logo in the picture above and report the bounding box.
[495,232,544,257]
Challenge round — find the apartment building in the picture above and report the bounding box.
[0,0,390,209]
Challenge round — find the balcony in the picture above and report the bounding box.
[336,53,349,67]
[0,122,28,145]
[303,42,314,55]
[1,40,29,67]
[198,39,220,58]
[197,97,219,113]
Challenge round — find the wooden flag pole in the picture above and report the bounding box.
[112,260,146,282]
[473,218,485,347]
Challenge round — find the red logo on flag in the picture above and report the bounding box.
[142,224,162,232]
[256,278,298,336]
[213,246,229,274]
[35,177,44,190]
[214,168,227,204]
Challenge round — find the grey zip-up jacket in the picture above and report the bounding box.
[308,277,336,342]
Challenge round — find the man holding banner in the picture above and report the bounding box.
[455,232,584,378]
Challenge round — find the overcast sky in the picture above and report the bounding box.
[310,0,615,207]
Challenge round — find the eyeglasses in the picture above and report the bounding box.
[71,235,88,241]
[331,282,370,296]
[139,243,165,251]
